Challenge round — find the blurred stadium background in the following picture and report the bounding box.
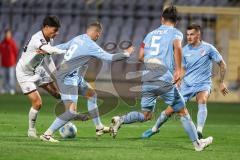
[0,0,240,102]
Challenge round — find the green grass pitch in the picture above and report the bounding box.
[0,94,239,160]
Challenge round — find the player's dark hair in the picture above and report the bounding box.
[187,24,201,32]
[162,5,180,23]
[42,15,61,28]
[87,22,102,32]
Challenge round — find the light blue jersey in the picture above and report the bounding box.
[182,41,223,86]
[57,34,115,63]
[180,41,223,101]
[142,25,183,83]
[55,34,129,103]
[141,25,185,112]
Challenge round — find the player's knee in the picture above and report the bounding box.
[32,99,42,109]
[197,94,208,104]
[165,107,174,116]
[198,98,207,104]
[86,90,97,99]
[177,107,189,116]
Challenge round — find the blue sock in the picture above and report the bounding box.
[44,109,77,135]
[121,111,145,124]
[152,111,168,132]
[197,104,207,133]
[180,114,198,142]
[88,94,103,129]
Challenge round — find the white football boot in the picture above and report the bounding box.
[195,136,213,151]
[110,116,123,138]
[40,134,59,143]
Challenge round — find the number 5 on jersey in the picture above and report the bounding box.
[150,36,161,56]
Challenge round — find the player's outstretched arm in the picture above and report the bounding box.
[112,46,134,61]
[92,44,134,61]
[218,60,229,96]
[40,44,67,55]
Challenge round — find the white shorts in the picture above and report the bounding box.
[16,65,53,94]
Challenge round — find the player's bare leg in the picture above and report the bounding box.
[27,90,42,138]
[40,82,61,99]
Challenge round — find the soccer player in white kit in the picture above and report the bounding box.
[16,16,67,138]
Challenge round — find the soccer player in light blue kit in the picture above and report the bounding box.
[110,6,213,151]
[40,22,134,142]
[182,24,228,138]
[143,24,229,141]
[180,24,228,138]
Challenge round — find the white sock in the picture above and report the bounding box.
[29,107,39,129]
[197,126,203,133]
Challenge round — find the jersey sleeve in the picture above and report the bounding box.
[173,30,183,41]
[88,42,129,61]
[88,43,114,61]
[208,44,223,62]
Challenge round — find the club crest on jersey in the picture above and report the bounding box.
[200,49,206,56]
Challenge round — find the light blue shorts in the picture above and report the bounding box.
[180,82,211,102]
[60,74,91,104]
[141,81,185,112]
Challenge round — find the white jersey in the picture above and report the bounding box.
[16,31,54,76]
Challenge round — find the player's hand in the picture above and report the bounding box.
[124,46,134,55]
[220,82,229,96]
[173,69,181,87]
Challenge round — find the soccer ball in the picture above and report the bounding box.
[59,122,77,138]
